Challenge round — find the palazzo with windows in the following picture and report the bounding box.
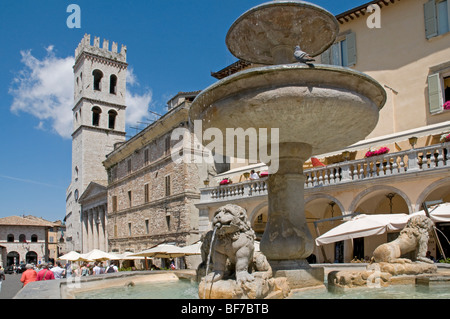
[0,216,55,267]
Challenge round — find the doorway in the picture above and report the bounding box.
[353,237,364,260]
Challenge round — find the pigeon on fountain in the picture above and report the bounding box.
[294,45,315,64]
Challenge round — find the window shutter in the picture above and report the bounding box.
[424,0,438,39]
[447,0,450,33]
[321,49,330,64]
[346,32,357,67]
[331,43,341,66]
[428,73,442,113]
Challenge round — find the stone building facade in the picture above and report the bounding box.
[0,216,55,267]
[65,34,128,252]
[103,92,208,264]
[78,181,108,253]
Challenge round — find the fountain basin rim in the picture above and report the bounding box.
[190,63,387,121]
[225,0,339,64]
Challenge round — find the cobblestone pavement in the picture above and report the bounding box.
[0,274,23,299]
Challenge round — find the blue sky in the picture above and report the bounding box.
[0,0,369,222]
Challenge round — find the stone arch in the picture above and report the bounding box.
[92,69,103,91]
[7,251,19,266]
[305,193,346,216]
[249,201,268,239]
[26,251,38,264]
[92,106,102,126]
[110,74,118,94]
[349,185,412,215]
[415,176,450,211]
[108,109,118,129]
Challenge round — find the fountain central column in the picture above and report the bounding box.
[261,142,313,259]
[261,142,323,287]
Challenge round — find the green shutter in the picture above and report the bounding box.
[346,32,357,67]
[428,73,442,113]
[321,49,330,65]
[424,0,438,39]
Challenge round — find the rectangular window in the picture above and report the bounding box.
[424,0,450,38]
[112,196,118,212]
[128,190,132,207]
[128,222,132,236]
[144,148,149,164]
[165,135,171,155]
[127,158,132,174]
[144,183,149,203]
[145,219,149,234]
[320,32,356,67]
[438,0,450,35]
[428,69,450,113]
[165,175,171,197]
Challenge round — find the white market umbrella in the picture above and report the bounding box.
[423,202,450,223]
[130,244,186,258]
[111,251,146,260]
[315,213,408,246]
[179,242,202,255]
[81,249,120,261]
[58,251,85,262]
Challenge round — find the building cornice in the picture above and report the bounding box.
[72,97,127,112]
[72,125,126,138]
[336,0,401,25]
[74,51,128,72]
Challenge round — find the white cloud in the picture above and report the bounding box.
[9,47,74,138]
[9,46,153,139]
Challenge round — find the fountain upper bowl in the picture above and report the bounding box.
[189,64,386,157]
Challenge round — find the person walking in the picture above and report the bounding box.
[36,263,55,281]
[93,262,102,275]
[20,264,37,287]
[51,261,66,279]
[0,266,5,293]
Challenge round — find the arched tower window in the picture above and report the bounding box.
[7,234,14,242]
[31,234,38,242]
[110,75,117,94]
[92,106,102,126]
[19,234,26,243]
[93,69,103,91]
[108,110,118,129]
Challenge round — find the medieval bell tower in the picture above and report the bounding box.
[65,34,128,252]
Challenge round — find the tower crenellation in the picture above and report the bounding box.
[75,33,127,64]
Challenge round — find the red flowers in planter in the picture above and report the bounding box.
[365,147,389,158]
[219,178,231,185]
[444,101,450,110]
[441,133,450,143]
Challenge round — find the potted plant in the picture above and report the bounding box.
[365,147,389,158]
[440,132,450,143]
[444,101,450,110]
[219,178,232,185]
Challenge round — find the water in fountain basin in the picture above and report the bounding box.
[75,279,199,299]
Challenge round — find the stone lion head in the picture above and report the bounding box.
[404,215,434,234]
[212,204,252,236]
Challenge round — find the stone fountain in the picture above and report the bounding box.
[190,1,386,297]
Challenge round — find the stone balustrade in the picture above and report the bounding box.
[200,142,450,203]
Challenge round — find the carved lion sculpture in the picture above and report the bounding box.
[202,204,256,285]
[373,215,434,264]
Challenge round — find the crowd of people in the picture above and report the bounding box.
[19,260,119,287]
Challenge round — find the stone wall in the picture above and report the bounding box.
[106,114,203,259]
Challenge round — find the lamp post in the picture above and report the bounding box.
[408,136,418,149]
